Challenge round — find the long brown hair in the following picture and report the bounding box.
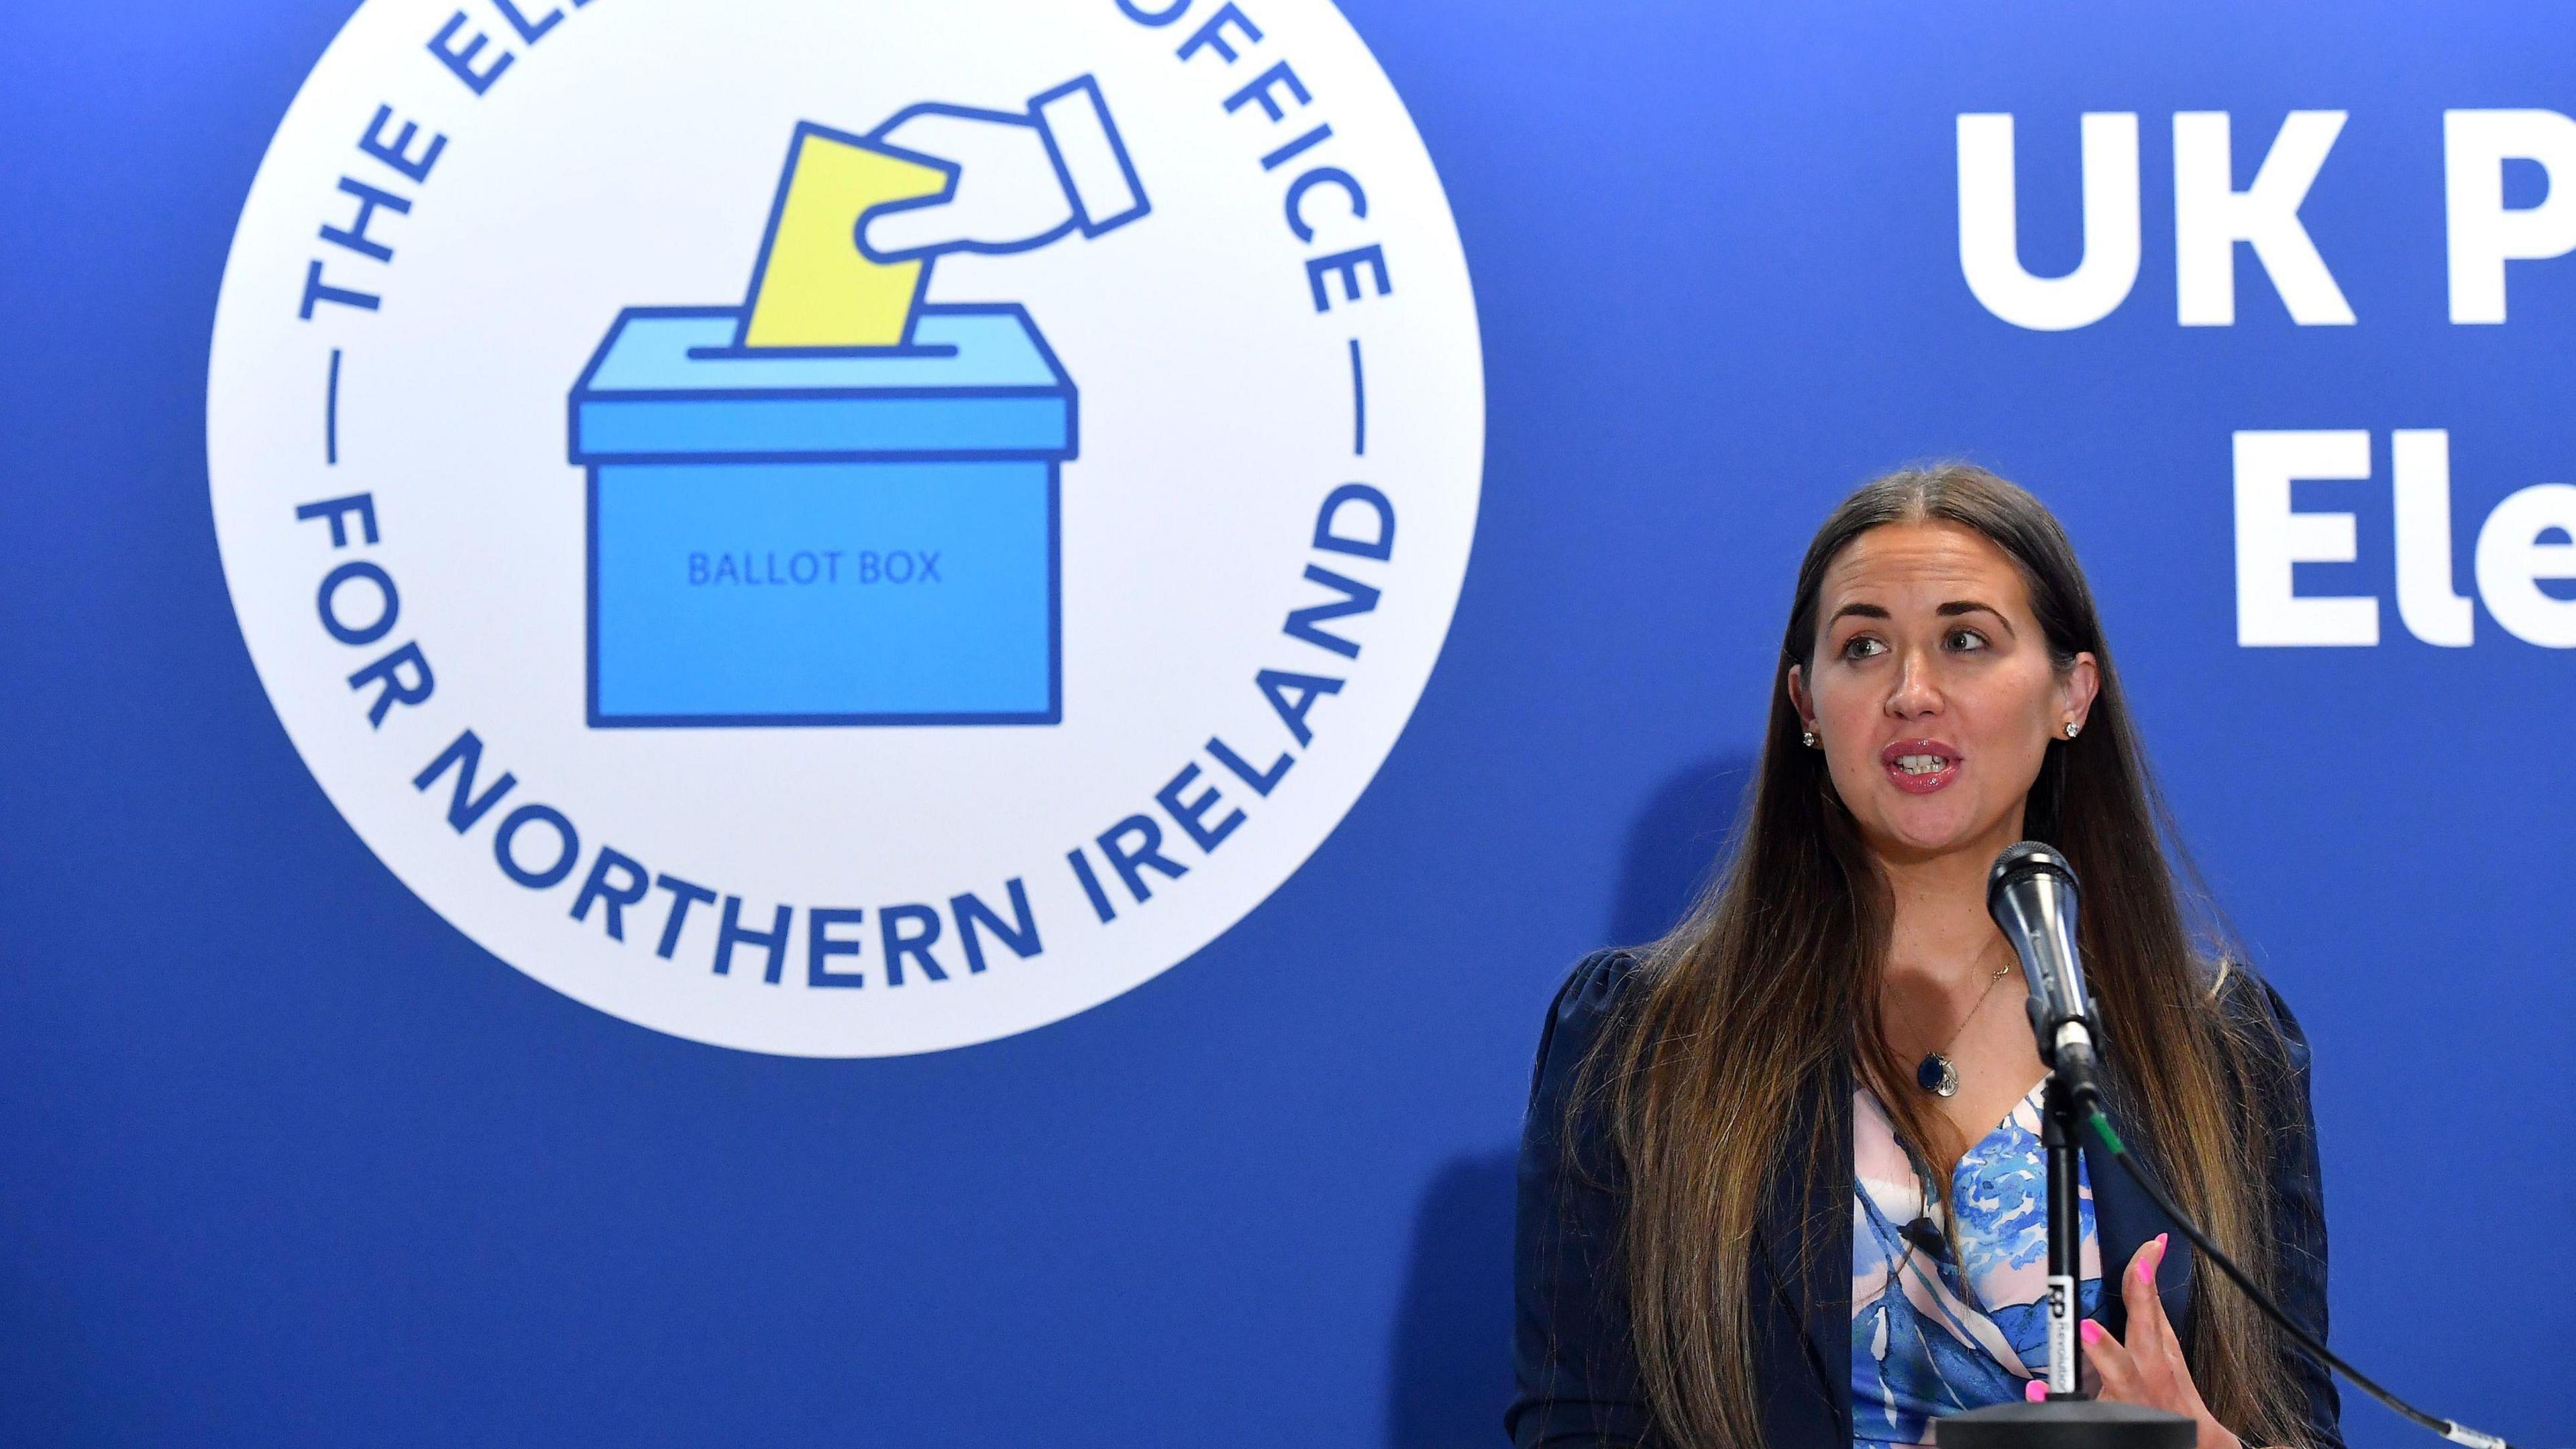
[1578,464,2303,1449]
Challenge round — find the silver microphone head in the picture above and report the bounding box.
[1987,841,2088,1032]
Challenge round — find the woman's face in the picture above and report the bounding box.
[1786,521,2099,868]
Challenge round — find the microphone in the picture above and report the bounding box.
[1983,847,2522,1448]
[1986,842,2104,1108]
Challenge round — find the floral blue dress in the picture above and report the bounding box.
[1851,1081,2105,1448]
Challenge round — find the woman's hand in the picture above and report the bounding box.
[2081,1235,2241,1449]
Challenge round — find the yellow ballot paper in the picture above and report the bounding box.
[740,125,953,349]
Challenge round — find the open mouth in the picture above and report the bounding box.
[1878,739,1960,793]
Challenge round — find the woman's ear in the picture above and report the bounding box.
[2060,651,2100,735]
[1786,663,1817,735]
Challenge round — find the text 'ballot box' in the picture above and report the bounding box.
[568,303,1077,727]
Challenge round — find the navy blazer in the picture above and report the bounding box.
[1506,949,2341,1449]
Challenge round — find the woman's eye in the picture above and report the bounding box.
[1945,629,1988,652]
[1842,636,1886,660]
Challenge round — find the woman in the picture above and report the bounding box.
[1507,466,2337,1449]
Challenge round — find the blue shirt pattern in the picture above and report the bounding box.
[1851,1081,2104,1448]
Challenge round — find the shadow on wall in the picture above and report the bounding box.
[1603,755,1756,951]
[1383,755,1754,1447]
[1385,1150,1521,1449]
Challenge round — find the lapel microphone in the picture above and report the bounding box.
[1900,1216,1949,1261]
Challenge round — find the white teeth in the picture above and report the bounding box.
[1896,754,1950,775]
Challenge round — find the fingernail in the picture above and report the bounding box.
[2080,1320,2103,1345]
[2027,1379,2048,1403]
[2155,1232,2169,1256]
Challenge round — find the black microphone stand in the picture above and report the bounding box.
[2040,1067,2085,1399]
[1938,1041,2190,1449]
[1939,846,2194,1449]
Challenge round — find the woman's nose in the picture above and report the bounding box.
[1886,648,1943,717]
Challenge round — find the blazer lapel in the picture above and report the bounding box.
[1756,1059,1854,1442]
[2078,1084,2195,1344]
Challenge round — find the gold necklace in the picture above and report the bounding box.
[1914,959,2015,1099]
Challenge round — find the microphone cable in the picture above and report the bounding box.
[2080,1105,2518,1449]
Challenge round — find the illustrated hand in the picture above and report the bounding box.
[2082,1236,2242,1449]
[857,105,1076,263]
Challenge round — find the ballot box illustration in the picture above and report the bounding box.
[568,301,1077,726]
[563,102,1135,728]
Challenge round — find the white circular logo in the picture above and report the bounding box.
[208,0,1483,1056]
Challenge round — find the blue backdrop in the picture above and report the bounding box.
[5,1,2570,1444]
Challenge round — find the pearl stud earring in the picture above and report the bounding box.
[2064,721,2081,739]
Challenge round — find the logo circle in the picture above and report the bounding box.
[208,0,1484,1055]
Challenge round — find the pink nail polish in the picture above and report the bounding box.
[2026,1380,2047,1403]
[2079,1320,2103,1345]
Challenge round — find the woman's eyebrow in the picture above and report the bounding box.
[1828,602,1890,625]
[1937,600,2017,635]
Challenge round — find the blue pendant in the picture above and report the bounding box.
[1917,1052,1960,1097]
